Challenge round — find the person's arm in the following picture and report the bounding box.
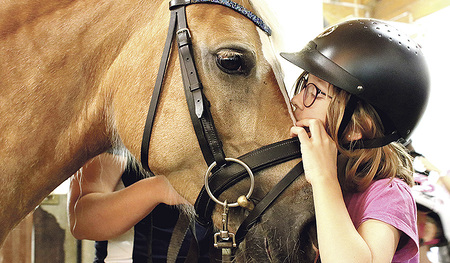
[68,153,187,241]
[291,119,400,263]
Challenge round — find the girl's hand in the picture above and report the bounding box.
[152,176,189,205]
[290,119,338,185]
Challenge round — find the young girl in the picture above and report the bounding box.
[68,153,210,262]
[281,18,430,262]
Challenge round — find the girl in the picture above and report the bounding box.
[281,18,429,263]
[68,153,210,262]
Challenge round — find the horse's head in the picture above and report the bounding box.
[108,0,316,261]
[186,2,317,261]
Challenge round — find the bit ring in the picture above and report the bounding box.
[204,158,254,208]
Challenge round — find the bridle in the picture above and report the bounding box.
[140,0,304,257]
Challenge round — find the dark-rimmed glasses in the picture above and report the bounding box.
[294,73,333,108]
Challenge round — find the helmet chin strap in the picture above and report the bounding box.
[342,132,401,149]
[338,95,401,150]
[337,95,358,140]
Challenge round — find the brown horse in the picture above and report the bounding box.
[0,0,316,261]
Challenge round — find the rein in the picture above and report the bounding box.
[140,0,304,258]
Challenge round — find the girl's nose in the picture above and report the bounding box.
[290,94,303,112]
[290,100,298,111]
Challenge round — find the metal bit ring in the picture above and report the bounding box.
[204,158,255,208]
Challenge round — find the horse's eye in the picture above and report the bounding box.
[216,51,247,75]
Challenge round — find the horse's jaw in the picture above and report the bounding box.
[230,177,318,263]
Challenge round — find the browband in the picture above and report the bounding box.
[170,0,272,35]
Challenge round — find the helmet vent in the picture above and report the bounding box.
[371,20,420,56]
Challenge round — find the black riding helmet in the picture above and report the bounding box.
[281,18,430,148]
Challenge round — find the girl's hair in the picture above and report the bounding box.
[325,87,414,193]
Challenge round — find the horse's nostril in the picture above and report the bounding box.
[264,237,273,262]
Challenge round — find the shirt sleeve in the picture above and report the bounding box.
[349,178,419,262]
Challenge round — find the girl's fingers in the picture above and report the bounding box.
[295,119,326,139]
[290,126,303,137]
[290,126,310,143]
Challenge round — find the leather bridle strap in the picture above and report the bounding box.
[235,161,304,244]
[338,95,401,150]
[175,1,227,167]
[141,0,273,172]
[141,0,228,172]
[140,6,178,173]
[140,0,303,251]
[195,137,301,225]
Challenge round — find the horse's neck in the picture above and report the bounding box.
[0,0,162,243]
[0,0,161,33]
[0,1,69,37]
[0,0,150,182]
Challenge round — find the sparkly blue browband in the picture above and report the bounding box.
[179,0,272,36]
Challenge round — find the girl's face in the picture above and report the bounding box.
[291,74,334,123]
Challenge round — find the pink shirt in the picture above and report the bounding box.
[344,178,419,262]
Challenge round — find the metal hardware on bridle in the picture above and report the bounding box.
[140,0,305,260]
[204,157,255,208]
[204,158,254,258]
[214,200,236,262]
[195,137,302,223]
[237,195,254,211]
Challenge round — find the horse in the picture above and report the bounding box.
[0,0,316,261]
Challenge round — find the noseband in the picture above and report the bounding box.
[140,0,304,250]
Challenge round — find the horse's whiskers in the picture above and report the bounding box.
[264,237,273,262]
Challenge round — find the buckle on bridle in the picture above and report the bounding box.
[176,28,192,47]
[176,28,191,38]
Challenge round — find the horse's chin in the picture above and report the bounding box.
[233,189,318,263]
[235,224,317,263]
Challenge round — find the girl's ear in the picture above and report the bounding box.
[347,131,362,141]
[345,115,372,142]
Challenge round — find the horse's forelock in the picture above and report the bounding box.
[249,0,296,124]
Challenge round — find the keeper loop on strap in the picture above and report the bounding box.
[170,0,191,9]
[190,82,202,92]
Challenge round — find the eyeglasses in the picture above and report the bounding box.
[294,73,333,108]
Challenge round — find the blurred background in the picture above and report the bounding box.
[1,1,449,262]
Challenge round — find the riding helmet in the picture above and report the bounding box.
[281,18,430,143]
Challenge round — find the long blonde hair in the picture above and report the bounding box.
[326,88,413,193]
